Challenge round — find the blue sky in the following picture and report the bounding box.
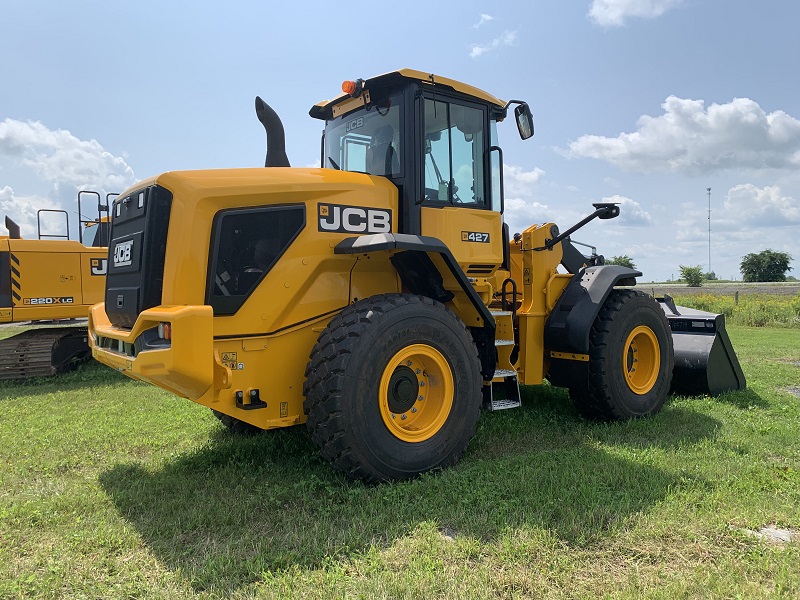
[1,0,798,282]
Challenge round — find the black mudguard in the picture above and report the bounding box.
[335,233,497,379]
[544,265,640,354]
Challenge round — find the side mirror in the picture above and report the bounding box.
[514,104,534,140]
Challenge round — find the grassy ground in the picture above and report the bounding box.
[0,325,35,340]
[1,326,799,598]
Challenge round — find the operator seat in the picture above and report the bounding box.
[366,125,400,176]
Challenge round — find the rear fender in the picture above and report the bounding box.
[335,233,496,378]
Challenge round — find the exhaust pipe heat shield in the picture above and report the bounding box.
[659,298,746,396]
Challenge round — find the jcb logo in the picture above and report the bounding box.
[113,240,133,267]
[91,258,108,276]
[345,117,364,132]
[318,203,392,234]
[24,297,74,305]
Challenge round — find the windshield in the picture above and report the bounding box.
[82,222,99,247]
[324,95,402,177]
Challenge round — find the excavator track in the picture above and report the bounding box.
[0,326,91,380]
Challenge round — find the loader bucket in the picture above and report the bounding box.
[658,297,746,396]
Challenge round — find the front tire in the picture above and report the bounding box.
[303,294,482,483]
[572,290,673,421]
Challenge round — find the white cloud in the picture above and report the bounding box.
[588,0,683,27]
[0,186,59,238]
[0,118,136,238]
[503,164,545,197]
[671,183,798,277]
[473,14,494,29]
[601,194,653,226]
[504,197,556,234]
[0,119,136,191]
[470,30,517,58]
[567,96,800,175]
[720,184,800,228]
[497,164,551,233]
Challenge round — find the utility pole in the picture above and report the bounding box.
[707,187,711,276]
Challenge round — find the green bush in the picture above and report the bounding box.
[679,265,704,287]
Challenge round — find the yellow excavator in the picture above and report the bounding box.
[88,70,744,482]
[1,191,114,379]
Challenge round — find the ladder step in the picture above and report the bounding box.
[482,371,522,411]
[490,310,512,316]
[490,398,522,411]
[493,369,517,378]
[495,339,514,346]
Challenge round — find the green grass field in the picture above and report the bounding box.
[1,325,799,599]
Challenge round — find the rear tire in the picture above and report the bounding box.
[572,290,673,421]
[303,294,482,483]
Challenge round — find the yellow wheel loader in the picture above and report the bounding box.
[1,191,114,379]
[88,70,744,482]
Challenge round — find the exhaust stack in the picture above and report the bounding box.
[5,216,21,239]
[255,96,290,168]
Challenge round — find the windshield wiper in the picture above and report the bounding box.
[328,156,341,170]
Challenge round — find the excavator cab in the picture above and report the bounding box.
[0,190,114,379]
[78,191,115,248]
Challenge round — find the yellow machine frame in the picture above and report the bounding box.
[87,69,744,483]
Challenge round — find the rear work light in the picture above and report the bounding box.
[157,322,172,340]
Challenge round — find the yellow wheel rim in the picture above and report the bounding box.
[622,325,660,395]
[379,344,454,442]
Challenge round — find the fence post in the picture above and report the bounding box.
[735,291,739,305]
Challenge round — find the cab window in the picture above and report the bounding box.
[82,221,110,247]
[423,98,487,206]
[323,95,402,177]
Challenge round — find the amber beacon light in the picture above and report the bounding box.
[342,79,363,97]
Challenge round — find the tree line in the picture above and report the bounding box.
[604,249,794,287]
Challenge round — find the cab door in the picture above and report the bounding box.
[418,95,504,278]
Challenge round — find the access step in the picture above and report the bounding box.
[484,309,522,410]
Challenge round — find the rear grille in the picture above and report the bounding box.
[105,185,172,328]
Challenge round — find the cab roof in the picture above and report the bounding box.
[309,68,506,120]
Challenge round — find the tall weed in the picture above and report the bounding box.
[671,292,800,328]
